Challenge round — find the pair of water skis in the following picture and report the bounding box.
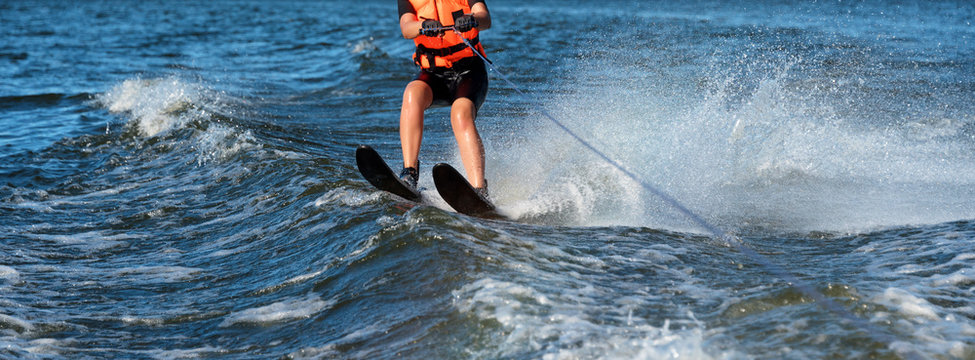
[355,145,504,220]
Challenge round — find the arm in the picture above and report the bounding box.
[400,1,491,39]
[400,12,424,39]
[471,2,491,31]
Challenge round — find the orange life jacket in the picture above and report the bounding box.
[409,0,486,69]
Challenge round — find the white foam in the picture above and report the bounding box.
[95,77,250,157]
[0,265,19,283]
[350,37,378,54]
[148,345,226,359]
[930,268,974,287]
[288,344,340,359]
[491,49,975,233]
[0,314,34,334]
[11,201,54,213]
[271,149,308,160]
[950,253,975,262]
[220,295,333,327]
[312,187,384,208]
[193,125,260,165]
[453,278,735,359]
[282,270,325,287]
[872,287,940,321]
[255,268,327,296]
[882,310,975,358]
[97,77,199,137]
[26,231,137,252]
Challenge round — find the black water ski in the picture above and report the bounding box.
[355,145,421,201]
[432,163,504,219]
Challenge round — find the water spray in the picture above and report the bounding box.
[446,26,918,357]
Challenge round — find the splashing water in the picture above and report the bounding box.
[492,31,975,234]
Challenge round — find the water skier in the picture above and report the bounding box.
[397,0,492,198]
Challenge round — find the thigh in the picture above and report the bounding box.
[414,70,453,108]
[452,59,489,113]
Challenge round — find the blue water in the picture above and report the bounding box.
[2,0,974,358]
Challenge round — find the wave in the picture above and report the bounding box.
[453,277,729,359]
[221,295,334,327]
[92,76,263,166]
[95,77,232,137]
[491,42,975,234]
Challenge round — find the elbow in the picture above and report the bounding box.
[400,26,417,39]
[475,13,491,30]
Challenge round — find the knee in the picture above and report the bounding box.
[451,113,477,133]
[450,99,477,130]
[402,81,432,109]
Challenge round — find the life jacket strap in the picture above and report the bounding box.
[415,36,479,58]
[414,36,480,68]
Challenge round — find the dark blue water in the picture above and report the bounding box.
[2,0,974,358]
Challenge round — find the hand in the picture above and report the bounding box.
[454,15,478,32]
[419,20,444,37]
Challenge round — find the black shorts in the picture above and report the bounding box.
[414,57,489,113]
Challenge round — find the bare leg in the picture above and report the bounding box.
[400,80,433,169]
[449,97,485,188]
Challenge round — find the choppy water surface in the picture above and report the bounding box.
[2,0,974,358]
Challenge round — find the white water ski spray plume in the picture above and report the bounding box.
[452,28,919,358]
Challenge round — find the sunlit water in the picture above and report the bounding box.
[1,1,974,358]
